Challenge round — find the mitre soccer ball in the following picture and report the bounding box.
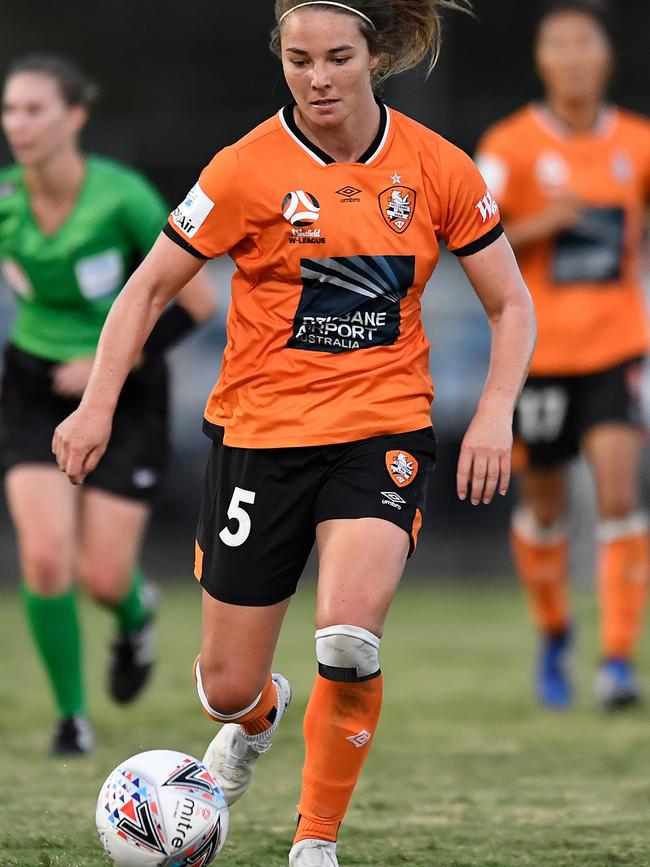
[96,750,228,866]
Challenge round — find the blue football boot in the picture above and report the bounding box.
[594,658,642,711]
[536,626,574,710]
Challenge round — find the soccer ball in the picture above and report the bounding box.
[96,749,228,866]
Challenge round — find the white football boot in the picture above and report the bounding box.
[289,839,339,866]
[202,673,291,806]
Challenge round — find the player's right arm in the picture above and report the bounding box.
[52,233,205,484]
[476,126,584,252]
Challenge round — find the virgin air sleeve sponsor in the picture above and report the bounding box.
[166,146,246,259]
[172,183,215,239]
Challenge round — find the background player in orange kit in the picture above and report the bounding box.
[52,1,536,863]
[477,0,650,711]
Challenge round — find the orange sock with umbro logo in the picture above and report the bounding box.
[294,673,383,845]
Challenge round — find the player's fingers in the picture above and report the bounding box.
[82,445,105,477]
[64,446,88,482]
[499,450,512,496]
[52,431,69,472]
[470,451,487,506]
[456,446,474,501]
[482,452,501,504]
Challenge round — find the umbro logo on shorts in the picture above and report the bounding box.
[381,491,406,510]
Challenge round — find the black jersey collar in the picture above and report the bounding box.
[279,99,390,166]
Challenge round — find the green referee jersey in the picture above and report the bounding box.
[0,156,168,362]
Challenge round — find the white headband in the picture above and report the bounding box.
[279,2,376,30]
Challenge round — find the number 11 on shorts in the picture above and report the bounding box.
[219,486,256,547]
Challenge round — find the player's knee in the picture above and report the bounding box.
[195,657,263,719]
[79,556,127,605]
[315,624,381,682]
[597,493,638,522]
[22,540,71,594]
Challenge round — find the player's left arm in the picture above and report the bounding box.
[456,235,536,506]
[435,139,536,505]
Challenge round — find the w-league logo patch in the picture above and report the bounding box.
[385,450,418,487]
[378,185,416,234]
[282,190,321,226]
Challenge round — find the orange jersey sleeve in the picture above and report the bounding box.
[430,139,503,255]
[164,146,246,259]
[475,122,524,219]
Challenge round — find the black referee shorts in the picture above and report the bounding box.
[0,344,169,502]
[194,422,436,606]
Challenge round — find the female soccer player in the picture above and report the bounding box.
[53,1,535,862]
[0,55,215,755]
[477,0,650,710]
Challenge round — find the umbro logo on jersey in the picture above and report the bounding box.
[336,186,362,203]
[475,190,499,224]
[379,186,416,234]
[282,190,321,226]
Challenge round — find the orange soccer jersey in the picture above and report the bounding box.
[477,104,650,377]
[165,102,502,448]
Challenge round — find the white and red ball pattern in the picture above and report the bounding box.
[96,750,229,866]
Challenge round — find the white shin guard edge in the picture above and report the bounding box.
[315,624,381,680]
[195,659,263,723]
[597,512,649,543]
[511,507,567,546]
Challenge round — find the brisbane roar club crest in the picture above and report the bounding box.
[385,450,419,487]
[379,186,416,234]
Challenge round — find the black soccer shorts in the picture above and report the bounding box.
[513,356,644,470]
[194,423,436,605]
[0,344,169,502]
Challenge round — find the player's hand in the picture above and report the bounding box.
[541,189,585,234]
[456,409,513,505]
[52,406,113,485]
[51,357,95,398]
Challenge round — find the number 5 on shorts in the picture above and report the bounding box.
[219,486,256,547]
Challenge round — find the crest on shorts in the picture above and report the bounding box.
[378,186,416,234]
[385,450,419,487]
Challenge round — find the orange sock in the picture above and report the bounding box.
[294,673,383,845]
[511,509,569,633]
[193,658,277,735]
[597,517,650,659]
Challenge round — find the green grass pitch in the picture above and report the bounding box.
[1,579,650,866]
